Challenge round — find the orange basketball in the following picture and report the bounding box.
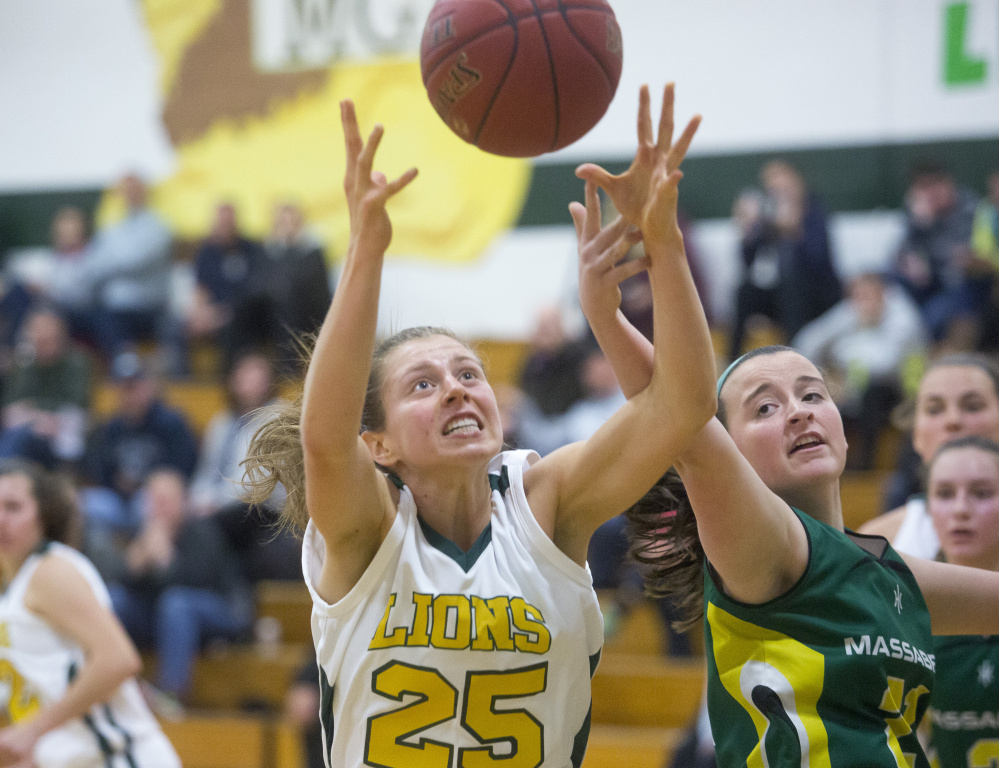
[420,0,623,158]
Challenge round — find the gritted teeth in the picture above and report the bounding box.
[791,435,823,453]
[444,417,480,435]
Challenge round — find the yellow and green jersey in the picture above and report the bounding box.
[705,508,934,768]
[928,635,999,768]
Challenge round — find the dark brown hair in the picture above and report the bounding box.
[241,326,475,534]
[0,459,82,548]
[927,435,999,478]
[625,468,703,630]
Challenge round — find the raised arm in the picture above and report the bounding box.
[901,554,999,636]
[569,180,654,399]
[525,84,717,563]
[570,89,809,604]
[301,101,417,603]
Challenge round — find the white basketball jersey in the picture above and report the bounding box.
[892,495,941,560]
[303,450,604,768]
[0,542,180,768]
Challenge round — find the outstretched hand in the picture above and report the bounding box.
[341,100,418,256]
[569,180,646,326]
[575,83,700,244]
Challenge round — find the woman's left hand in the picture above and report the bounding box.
[341,100,418,257]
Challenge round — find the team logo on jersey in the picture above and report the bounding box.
[369,592,552,654]
[894,584,903,614]
[978,659,995,687]
[843,634,936,672]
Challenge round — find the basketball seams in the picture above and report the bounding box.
[471,2,520,147]
[556,1,615,88]
[525,0,562,153]
[421,0,620,156]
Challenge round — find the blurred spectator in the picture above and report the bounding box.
[4,206,99,347]
[44,207,95,321]
[793,272,926,469]
[189,350,299,581]
[0,307,93,467]
[189,351,277,515]
[518,345,625,457]
[891,160,980,345]
[971,169,999,353]
[728,160,842,360]
[227,203,332,373]
[81,351,198,532]
[517,306,588,417]
[187,202,266,371]
[104,470,253,709]
[82,174,173,361]
[0,278,35,375]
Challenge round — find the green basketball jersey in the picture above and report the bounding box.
[704,508,935,768]
[928,635,999,768]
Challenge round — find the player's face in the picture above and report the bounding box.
[376,336,503,471]
[928,447,999,570]
[913,366,999,461]
[722,351,847,497]
[0,474,45,564]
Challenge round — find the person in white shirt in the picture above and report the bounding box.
[0,459,179,768]
[240,86,714,766]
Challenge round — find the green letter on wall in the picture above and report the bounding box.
[944,2,987,85]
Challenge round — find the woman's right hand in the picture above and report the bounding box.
[340,100,418,257]
[570,180,647,328]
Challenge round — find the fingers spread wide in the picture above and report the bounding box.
[637,84,653,147]
[657,82,675,153]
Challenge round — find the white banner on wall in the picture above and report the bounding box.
[0,0,997,190]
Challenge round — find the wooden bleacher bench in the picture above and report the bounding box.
[591,655,704,729]
[160,714,269,768]
[583,724,686,768]
[159,714,303,768]
[141,642,309,713]
[255,580,313,645]
[188,643,310,711]
[841,471,888,531]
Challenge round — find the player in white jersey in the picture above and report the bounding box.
[243,84,715,767]
[0,460,179,768]
[860,354,999,555]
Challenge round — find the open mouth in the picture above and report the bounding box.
[790,435,824,454]
[444,416,481,436]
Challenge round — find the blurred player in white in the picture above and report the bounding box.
[0,459,179,768]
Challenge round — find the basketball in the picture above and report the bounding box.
[420,0,623,158]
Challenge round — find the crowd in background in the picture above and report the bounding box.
[0,158,997,751]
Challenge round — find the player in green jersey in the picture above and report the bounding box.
[573,210,999,765]
[924,436,999,768]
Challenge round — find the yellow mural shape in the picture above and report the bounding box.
[98,2,532,266]
[164,59,531,262]
[142,0,221,96]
